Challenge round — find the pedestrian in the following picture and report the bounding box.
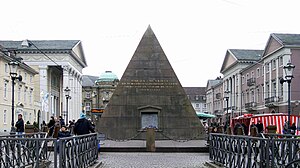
[291,123,296,135]
[73,113,95,135]
[59,116,65,126]
[15,114,25,134]
[283,121,289,134]
[58,125,71,138]
[57,125,71,153]
[47,116,55,137]
[256,120,264,133]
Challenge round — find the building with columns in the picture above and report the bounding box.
[206,33,300,124]
[220,49,263,119]
[0,40,87,124]
[0,45,38,132]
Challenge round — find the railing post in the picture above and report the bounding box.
[53,139,58,168]
[247,138,251,168]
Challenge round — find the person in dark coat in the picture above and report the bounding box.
[58,125,71,138]
[256,120,264,133]
[15,114,25,134]
[290,123,296,135]
[73,113,95,135]
[47,116,56,137]
[59,116,65,126]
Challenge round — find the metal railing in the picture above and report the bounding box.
[209,133,300,168]
[0,132,98,168]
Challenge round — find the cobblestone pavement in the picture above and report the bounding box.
[99,152,209,168]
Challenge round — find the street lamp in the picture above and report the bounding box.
[8,61,22,134]
[280,61,295,133]
[64,87,71,122]
[224,89,230,127]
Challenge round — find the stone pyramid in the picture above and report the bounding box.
[97,26,205,140]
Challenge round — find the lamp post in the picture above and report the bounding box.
[280,61,295,133]
[8,61,22,134]
[224,89,230,127]
[64,87,71,122]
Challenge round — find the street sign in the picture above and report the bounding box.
[91,108,105,113]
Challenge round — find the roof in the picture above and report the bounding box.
[82,75,98,87]
[0,40,87,68]
[96,71,119,83]
[273,33,300,46]
[229,49,263,61]
[183,87,206,95]
[206,79,222,89]
[183,87,206,102]
[0,40,80,50]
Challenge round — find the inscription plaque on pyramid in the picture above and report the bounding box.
[97,26,205,140]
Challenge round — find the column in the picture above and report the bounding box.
[62,65,70,122]
[39,65,49,123]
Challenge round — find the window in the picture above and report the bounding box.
[242,76,245,84]
[24,72,27,81]
[3,110,7,124]
[280,84,283,97]
[256,87,260,104]
[24,87,27,103]
[251,90,255,102]
[85,102,91,111]
[86,92,91,98]
[279,56,283,66]
[30,75,33,83]
[18,85,21,101]
[272,59,276,70]
[266,63,270,73]
[256,68,260,78]
[29,89,33,104]
[195,95,199,100]
[272,81,276,97]
[5,64,8,73]
[266,83,270,98]
[246,73,249,80]
[141,112,158,129]
[196,104,200,108]
[251,71,254,78]
[4,81,8,99]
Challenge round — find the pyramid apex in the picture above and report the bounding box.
[144,24,154,36]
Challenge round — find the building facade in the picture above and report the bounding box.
[0,40,87,124]
[183,87,207,113]
[206,33,300,124]
[82,71,119,121]
[0,46,38,132]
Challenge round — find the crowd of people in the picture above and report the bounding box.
[13,112,96,139]
[206,119,297,136]
[43,112,95,138]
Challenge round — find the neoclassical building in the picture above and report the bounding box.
[0,45,38,132]
[206,33,300,122]
[0,40,87,124]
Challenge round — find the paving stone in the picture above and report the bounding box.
[98,152,209,168]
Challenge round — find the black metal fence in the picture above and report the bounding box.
[209,133,300,168]
[0,132,98,168]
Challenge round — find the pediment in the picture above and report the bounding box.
[262,35,283,57]
[71,41,87,68]
[137,105,162,111]
[220,50,237,73]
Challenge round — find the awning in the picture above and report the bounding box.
[196,112,216,119]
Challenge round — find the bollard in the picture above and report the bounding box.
[146,128,155,152]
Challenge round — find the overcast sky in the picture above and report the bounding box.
[1,0,300,87]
